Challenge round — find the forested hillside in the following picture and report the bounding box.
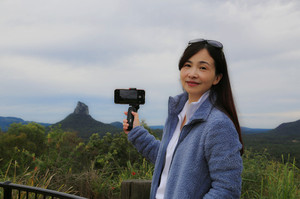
[242,119,300,167]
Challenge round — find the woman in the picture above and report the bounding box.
[123,39,244,199]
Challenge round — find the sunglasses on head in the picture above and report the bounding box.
[188,39,223,49]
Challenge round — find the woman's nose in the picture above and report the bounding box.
[188,67,198,78]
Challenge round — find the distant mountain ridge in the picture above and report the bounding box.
[270,119,300,137]
[1,102,299,141]
[51,102,122,139]
[0,102,122,139]
[0,117,161,134]
[242,119,300,167]
[242,119,300,144]
[0,116,51,131]
[241,127,271,134]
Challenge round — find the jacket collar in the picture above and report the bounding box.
[168,92,188,116]
[168,92,214,123]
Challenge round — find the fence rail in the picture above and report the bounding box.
[0,181,87,199]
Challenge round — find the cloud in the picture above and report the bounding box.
[1,0,300,128]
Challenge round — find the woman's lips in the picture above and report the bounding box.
[186,81,200,87]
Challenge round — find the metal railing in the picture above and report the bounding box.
[0,181,87,199]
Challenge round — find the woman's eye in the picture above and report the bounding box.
[199,66,207,70]
[183,64,191,68]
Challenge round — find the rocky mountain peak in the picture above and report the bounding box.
[74,101,89,115]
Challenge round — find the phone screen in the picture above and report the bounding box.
[114,89,145,104]
[120,90,137,100]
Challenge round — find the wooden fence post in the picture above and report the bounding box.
[121,179,151,199]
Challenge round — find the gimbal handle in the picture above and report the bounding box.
[127,104,140,131]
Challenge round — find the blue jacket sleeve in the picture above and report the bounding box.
[203,117,243,199]
[127,126,161,164]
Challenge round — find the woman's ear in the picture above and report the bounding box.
[213,73,223,85]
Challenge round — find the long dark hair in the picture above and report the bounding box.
[179,41,244,155]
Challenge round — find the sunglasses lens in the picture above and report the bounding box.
[188,39,205,45]
[207,40,223,49]
[188,39,223,49]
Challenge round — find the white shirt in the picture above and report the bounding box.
[155,91,210,199]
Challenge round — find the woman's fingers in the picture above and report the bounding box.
[123,111,140,134]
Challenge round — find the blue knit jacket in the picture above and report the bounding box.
[128,92,243,199]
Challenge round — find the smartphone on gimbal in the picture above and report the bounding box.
[114,88,145,130]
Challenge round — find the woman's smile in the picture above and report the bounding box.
[186,81,200,87]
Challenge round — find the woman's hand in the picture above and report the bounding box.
[123,111,140,134]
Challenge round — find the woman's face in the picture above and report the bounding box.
[180,48,222,103]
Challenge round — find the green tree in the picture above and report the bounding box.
[86,132,145,169]
[0,132,36,173]
[7,123,47,156]
[0,123,47,172]
[43,126,89,173]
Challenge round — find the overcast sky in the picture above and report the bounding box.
[1,0,300,129]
